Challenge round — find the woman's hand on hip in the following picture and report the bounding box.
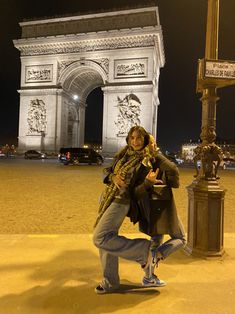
[112,174,127,189]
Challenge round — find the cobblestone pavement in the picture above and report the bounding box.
[0,158,234,234]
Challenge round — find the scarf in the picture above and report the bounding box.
[94,146,152,228]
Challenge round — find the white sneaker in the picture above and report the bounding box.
[142,274,166,287]
[95,284,119,294]
[95,284,107,294]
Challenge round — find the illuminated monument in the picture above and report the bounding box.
[14,6,165,154]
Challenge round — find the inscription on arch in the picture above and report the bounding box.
[25,65,53,83]
[114,58,147,78]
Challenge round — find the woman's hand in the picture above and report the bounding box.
[112,174,127,189]
[146,168,163,185]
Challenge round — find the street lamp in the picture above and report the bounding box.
[185,0,235,258]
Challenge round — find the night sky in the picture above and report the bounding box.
[1,0,235,152]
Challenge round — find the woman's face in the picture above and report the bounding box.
[129,130,145,151]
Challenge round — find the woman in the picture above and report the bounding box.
[129,135,186,286]
[93,126,163,294]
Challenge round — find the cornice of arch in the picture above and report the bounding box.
[14,28,163,59]
[17,88,63,96]
[19,7,159,26]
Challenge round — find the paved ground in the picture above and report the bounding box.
[0,158,235,314]
[0,158,234,234]
[1,233,235,314]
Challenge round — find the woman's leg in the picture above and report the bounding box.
[93,202,150,289]
[151,234,164,250]
[99,249,120,289]
[157,218,186,259]
[143,234,164,278]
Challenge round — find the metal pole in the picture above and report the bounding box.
[200,0,219,149]
[185,0,225,258]
[205,0,219,60]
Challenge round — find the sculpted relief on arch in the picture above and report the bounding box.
[27,99,47,134]
[114,58,147,78]
[25,65,53,83]
[57,58,109,81]
[115,93,141,136]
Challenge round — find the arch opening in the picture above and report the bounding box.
[60,63,105,149]
[85,87,103,147]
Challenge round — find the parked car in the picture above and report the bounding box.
[164,154,183,165]
[24,150,47,159]
[175,158,184,165]
[58,147,104,165]
[220,157,235,170]
[0,149,6,158]
[196,158,235,170]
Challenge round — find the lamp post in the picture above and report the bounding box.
[185,0,228,258]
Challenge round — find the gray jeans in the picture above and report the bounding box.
[157,217,186,259]
[93,201,151,290]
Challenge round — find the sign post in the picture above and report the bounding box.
[185,0,235,258]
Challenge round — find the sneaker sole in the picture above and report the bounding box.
[95,287,119,294]
[95,288,107,294]
[142,281,166,287]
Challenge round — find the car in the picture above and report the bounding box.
[0,149,6,158]
[195,158,235,170]
[220,157,235,170]
[24,150,47,159]
[58,147,104,165]
[164,154,183,165]
[175,158,184,165]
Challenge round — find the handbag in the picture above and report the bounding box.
[152,184,172,200]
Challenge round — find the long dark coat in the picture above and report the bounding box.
[129,153,182,236]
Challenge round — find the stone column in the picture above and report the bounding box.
[101,84,155,155]
[77,102,86,147]
[17,88,63,153]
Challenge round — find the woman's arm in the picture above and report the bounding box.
[103,164,115,184]
[131,167,163,200]
[155,154,180,188]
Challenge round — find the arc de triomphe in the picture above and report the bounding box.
[14,6,165,154]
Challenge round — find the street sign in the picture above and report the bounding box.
[204,59,235,79]
[196,58,235,92]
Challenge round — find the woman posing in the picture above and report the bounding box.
[93,126,163,294]
[129,135,186,286]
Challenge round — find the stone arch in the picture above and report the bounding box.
[14,6,165,154]
[59,60,107,103]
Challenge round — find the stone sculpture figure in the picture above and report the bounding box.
[27,99,47,134]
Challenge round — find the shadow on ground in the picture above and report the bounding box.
[0,249,160,314]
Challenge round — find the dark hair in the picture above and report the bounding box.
[126,126,150,148]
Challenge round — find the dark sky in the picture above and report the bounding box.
[1,0,235,152]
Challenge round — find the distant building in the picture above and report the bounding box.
[182,141,235,161]
[182,143,198,161]
[219,143,235,158]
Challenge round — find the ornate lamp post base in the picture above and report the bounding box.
[185,178,226,258]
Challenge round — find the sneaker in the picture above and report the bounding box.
[95,284,107,294]
[142,274,166,287]
[95,284,119,294]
